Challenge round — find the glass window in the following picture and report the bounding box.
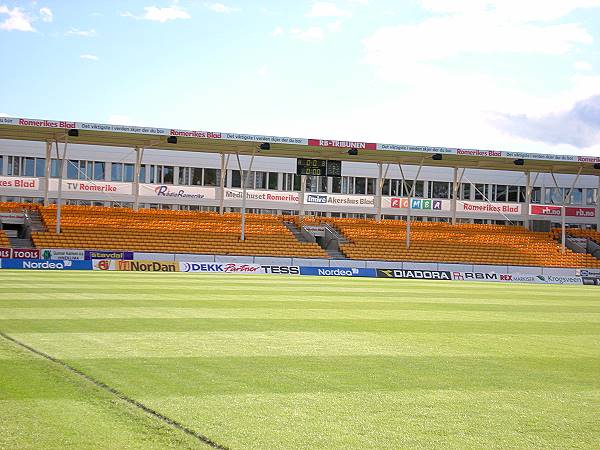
[162,166,174,184]
[493,185,507,202]
[35,158,45,177]
[319,176,328,193]
[531,187,541,204]
[124,164,134,182]
[111,163,123,181]
[570,188,583,205]
[93,162,105,181]
[178,167,189,185]
[67,160,79,179]
[231,170,241,188]
[355,177,366,195]
[342,176,352,194]
[268,172,278,190]
[474,183,486,200]
[306,175,318,193]
[139,165,147,183]
[586,189,597,205]
[390,179,400,196]
[0,156,3,175]
[460,183,471,200]
[431,181,449,199]
[8,156,20,176]
[204,168,218,186]
[332,176,341,193]
[507,185,518,202]
[255,171,268,190]
[414,180,424,198]
[366,178,376,195]
[23,157,35,176]
[381,179,390,196]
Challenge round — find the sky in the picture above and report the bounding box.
[1,0,600,156]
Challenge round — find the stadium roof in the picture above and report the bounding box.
[1,116,599,175]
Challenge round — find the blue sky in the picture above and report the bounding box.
[1,0,600,155]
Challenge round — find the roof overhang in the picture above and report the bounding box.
[1,117,599,175]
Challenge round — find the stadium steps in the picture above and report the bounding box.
[284,222,313,243]
[26,210,46,233]
[9,237,35,248]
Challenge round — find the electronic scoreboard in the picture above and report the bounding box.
[296,159,342,177]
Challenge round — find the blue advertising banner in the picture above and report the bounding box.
[299,266,377,277]
[84,250,134,260]
[1,259,93,270]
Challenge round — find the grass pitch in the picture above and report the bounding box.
[0,271,599,449]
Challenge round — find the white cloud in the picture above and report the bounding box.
[80,54,99,61]
[39,7,53,22]
[257,65,269,77]
[574,61,593,71]
[206,3,240,14]
[271,25,283,37]
[0,5,35,32]
[66,28,97,37]
[0,112,10,117]
[122,5,191,22]
[327,20,342,32]
[291,26,325,42]
[419,0,600,22]
[307,2,351,18]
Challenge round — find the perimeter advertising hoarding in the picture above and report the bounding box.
[305,194,375,208]
[179,263,300,274]
[41,249,86,260]
[93,260,179,272]
[299,267,377,277]
[48,179,132,195]
[376,269,452,280]
[84,250,133,260]
[0,248,40,259]
[1,259,92,270]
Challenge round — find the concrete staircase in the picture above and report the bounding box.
[9,236,35,249]
[26,209,46,233]
[284,222,313,243]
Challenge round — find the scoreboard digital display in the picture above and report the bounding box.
[296,159,342,177]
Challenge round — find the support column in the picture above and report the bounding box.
[400,159,424,250]
[524,172,531,229]
[219,153,229,215]
[375,163,383,222]
[43,141,51,206]
[597,176,600,231]
[552,168,583,253]
[299,174,307,221]
[235,152,256,241]
[133,146,143,211]
[54,137,68,234]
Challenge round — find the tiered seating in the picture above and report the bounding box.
[559,228,600,246]
[31,205,327,258]
[294,217,600,268]
[0,230,9,247]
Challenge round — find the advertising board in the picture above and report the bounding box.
[41,249,86,260]
[1,258,92,270]
[0,176,39,190]
[0,248,40,259]
[376,269,452,280]
[85,250,133,260]
[299,266,377,277]
[139,184,216,200]
[93,260,179,272]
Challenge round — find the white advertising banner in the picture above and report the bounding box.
[305,193,375,208]
[0,176,40,190]
[382,197,450,211]
[139,184,216,200]
[224,189,299,204]
[2,115,600,164]
[457,201,522,215]
[41,249,86,260]
[49,179,132,195]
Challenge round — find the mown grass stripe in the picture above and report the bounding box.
[0,331,227,449]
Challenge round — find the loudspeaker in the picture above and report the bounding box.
[348,148,358,156]
[167,136,177,144]
[67,129,79,137]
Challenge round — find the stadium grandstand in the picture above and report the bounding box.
[1,116,599,269]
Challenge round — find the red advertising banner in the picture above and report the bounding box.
[0,248,41,259]
[308,139,377,150]
[530,205,596,218]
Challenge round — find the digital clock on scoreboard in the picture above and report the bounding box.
[296,159,342,177]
